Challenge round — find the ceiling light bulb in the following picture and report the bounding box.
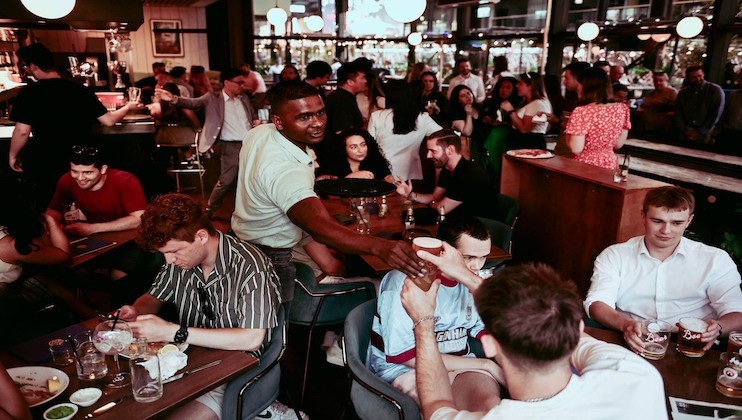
[21,0,76,19]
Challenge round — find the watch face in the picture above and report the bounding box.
[174,326,188,343]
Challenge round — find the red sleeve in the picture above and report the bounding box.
[565,105,589,136]
[119,173,147,214]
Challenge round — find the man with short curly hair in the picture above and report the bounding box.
[119,193,281,420]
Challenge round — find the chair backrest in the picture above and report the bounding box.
[476,217,512,254]
[222,305,285,420]
[498,193,520,230]
[155,123,198,148]
[343,299,421,420]
[289,262,376,327]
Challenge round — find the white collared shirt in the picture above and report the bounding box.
[220,90,251,141]
[584,236,742,328]
[447,73,486,103]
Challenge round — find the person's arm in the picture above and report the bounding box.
[182,108,202,130]
[0,216,70,266]
[8,122,31,172]
[97,102,141,127]
[566,134,586,154]
[129,314,267,351]
[402,353,503,382]
[303,240,347,277]
[400,279,457,419]
[0,361,31,420]
[587,302,644,353]
[119,294,164,321]
[287,197,423,278]
[155,88,208,110]
[64,210,143,236]
[615,130,629,149]
[699,86,725,134]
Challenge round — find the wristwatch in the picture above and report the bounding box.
[174,324,189,344]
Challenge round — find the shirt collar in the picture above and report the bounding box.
[271,127,314,168]
[638,235,687,259]
[203,231,229,287]
[222,90,241,102]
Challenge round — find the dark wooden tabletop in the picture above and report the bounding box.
[67,229,138,268]
[2,321,258,419]
[585,326,742,408]
[321,194,511,275]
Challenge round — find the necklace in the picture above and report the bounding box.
[522,391,561,403]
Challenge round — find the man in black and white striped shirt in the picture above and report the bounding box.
[119,193,281,420]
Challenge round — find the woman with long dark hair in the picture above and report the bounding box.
[565,67,630,169]
[368,80,441,180]
[480,76,519,178]
[420,71,448,125]
[500,72,552,150]
[449,84,489,160]
[319,128,394,183]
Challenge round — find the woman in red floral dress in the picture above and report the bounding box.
[565,68,631,169]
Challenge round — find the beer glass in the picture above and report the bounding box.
[127,87,141,103]
[728,331,742,354]
[411,237,443,291]
[717,352,742,398]
[640,320,671,360]
[677,317,707,357]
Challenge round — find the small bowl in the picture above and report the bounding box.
[69,387,103,407]
[43,402,78,420]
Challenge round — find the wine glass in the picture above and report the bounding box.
[93,319,133,388]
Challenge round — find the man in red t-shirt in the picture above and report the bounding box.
[47,146,147,237]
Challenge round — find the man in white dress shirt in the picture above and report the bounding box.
[584,186,742,354]
[447,59,485,103]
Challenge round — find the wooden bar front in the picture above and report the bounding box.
[501,154,668,296]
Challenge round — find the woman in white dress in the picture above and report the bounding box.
[499,72,552,150]
[368,80,442,181]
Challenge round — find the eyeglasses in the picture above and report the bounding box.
[226,79,245,85]
[71,146,101,157]
[196,287,215,320]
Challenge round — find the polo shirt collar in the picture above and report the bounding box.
[222,89,241,102]
[203,231,230,287]
[272,129,314,168]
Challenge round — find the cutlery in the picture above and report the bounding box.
[163,359,222,384]
[84,395,127,418]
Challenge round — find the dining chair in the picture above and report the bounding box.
[154,123,205,198]
[289,262,377,407]
[342,299,420,420]
[476,217,512,271]
[222,305,299,420]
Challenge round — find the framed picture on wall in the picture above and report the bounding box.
[151,19,183,57]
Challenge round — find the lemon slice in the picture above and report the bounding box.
[158,344,179,355]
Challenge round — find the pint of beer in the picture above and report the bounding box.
[677,317,708,357]
[728,331,742,354]
[411,237,443,291]
[640,320,672,360]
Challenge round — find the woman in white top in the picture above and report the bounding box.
[500,72,552,150]
[368,80,442,180]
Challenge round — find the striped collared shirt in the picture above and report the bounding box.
[148,232,281,355]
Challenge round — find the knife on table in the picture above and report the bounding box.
[163,359,222,384]
[84,395,127,419]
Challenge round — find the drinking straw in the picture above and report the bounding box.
[67,334,83,371]
[110,309,121,331]
[351,199,369,232]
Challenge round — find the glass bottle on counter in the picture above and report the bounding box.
[404,207,416,242]
[437,205,446,225]
[378,196,387,218]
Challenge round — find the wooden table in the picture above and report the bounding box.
[2,321,259,419]
[585,327,742,409]
[321,195,512,275]
[68,229,138,268]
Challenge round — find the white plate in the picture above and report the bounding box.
[119,342,188,358]
[506,149,555,159]
[8,366,69,408]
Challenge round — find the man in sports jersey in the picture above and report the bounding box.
[368,215,504,411]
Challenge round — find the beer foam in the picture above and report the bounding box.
[413,237,443,248]
[679,317,707,332]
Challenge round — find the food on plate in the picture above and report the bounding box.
[45,405,74,419]
[158,344,179,355]
[47,376,62,393]
[18,386,54,406]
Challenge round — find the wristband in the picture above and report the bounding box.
[412,315,437,331]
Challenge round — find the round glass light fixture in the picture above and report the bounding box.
[676,16,704,38]
[407,32,423,46]
[637,33,651,40]
[267,7,288,26]
[21,0,76,19]
[384,0,426,23]
[651,33,671,42]
[577,22,600,42]
[304,15,324,32]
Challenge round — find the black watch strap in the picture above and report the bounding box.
[174,324,188,344]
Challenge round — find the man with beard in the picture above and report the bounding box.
[675,65,724,144]
[231,80,423,304]
[395,129,500,220]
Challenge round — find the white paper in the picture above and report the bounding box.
[669,396,742,419]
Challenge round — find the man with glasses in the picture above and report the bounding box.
[120,193,287,420]
[9,43,140,209]
[156,68,259,218]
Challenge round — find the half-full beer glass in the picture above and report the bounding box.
[677,317,707,357]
